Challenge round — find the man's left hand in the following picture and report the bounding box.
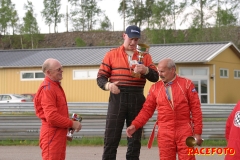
[194,134,203,146]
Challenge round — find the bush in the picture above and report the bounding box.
[75,37,86,47]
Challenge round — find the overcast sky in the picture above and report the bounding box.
[11,0,124,33]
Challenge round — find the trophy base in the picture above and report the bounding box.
[67,136,73,141]
[186,136,204,147]
[67,130,73,141]
[132,72,141,78]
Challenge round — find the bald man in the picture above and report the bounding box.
[34,58,81,160]
[126,58,203,160]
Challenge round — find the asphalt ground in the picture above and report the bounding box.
[0,146,226,160]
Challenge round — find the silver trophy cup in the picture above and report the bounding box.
[67,113,82,141]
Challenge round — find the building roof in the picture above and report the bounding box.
[0,41,239,68]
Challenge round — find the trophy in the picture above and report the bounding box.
[186,136,204,147]
[131,43,150,78]
[67,113,82,141]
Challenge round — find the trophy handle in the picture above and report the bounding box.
[137,43,150,53]
[136,43,150,64]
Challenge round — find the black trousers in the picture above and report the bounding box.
[102,87,145,160]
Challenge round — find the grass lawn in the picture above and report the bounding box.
[0,137,227,147]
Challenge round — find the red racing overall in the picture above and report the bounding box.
[34,76,73,160]
[132,75,203,160]
[225,101,240,160]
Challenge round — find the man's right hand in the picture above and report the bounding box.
[72,121,82,132]
[109,81,120,94]
[126,125,136,138]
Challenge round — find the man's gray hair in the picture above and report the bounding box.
[166,58,176,69]
[160,58,176,69]
[42,58,54,73]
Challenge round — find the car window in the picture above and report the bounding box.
[2,95,11,100]
[22,94,32,99]
[26,95,31,98]
[12,94,25,98]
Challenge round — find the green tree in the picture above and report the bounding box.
[22,0,41,49]
[179,0,215,42]
[18,23,25,49]
[145,0,154,28]
[150,0,173,43]
[42,0,64,33]
[0,0,12,35]
[118,0,145,28]
[99,15,112,31]
[169,0,188,30]
[217,9,237,27]
[209,0,239,42]
[69,0,102,31]
[41,0,52,33]
[214,0,239,27]
[131,0,143,26]
[9,4,19,35]
[181,0,214,30]
[0,0,19,48]
[84,0,102,30]
[69,0,88,31]
[118,0,134,28]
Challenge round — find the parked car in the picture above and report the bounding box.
[21,93,36,102]
[0,94,32,103]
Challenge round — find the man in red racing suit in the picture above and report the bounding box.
[126,58,203,160]
[225,101,240,160]
[34,58,82,160]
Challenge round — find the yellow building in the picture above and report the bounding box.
[0,41,240,103]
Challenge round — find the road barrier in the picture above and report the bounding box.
[0,102,235,140]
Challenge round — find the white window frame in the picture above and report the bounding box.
[192,80,209,104]
[220,68,228,78]
[20,71,45,81]
[179,67,209,104]
[73,69,98,80]
[234,70,240,79]
[179,67,208,77]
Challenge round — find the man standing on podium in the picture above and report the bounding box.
[97,25,159,160]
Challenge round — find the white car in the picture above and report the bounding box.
[0,94,32,103]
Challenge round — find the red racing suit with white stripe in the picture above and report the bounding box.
[131,75,203,160]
